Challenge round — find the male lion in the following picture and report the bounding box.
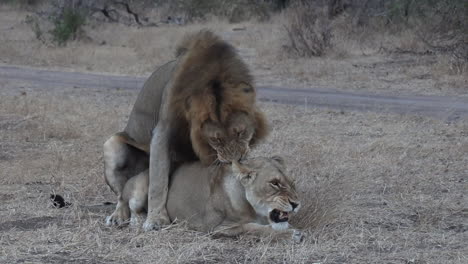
[103,30,268,231]
[107,156,303,242]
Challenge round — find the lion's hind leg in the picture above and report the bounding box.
[106,169,149,227]
[104,133,149,226]
[103,133,149,196]
[106,198,130,226]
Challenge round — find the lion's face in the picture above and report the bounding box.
[201,112,254,164]
[232,156,300,229]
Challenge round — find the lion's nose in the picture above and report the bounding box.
[290,201,299,210]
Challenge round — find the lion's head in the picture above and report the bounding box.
[232,156,300,230]
[169,30,268,166]
[198,111,259,164]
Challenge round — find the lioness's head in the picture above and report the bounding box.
[200,112,255,164]
[232,156,300,230]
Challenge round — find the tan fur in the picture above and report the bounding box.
[108,156,303,242]
[104,30,268,231]
[114,132,150,153]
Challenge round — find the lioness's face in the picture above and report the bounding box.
[232,157,300,229]
[202,112,254,163]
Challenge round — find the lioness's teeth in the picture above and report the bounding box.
[279,211,289,218]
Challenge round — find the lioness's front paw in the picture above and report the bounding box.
[291,230,304,243]
[143,214,170,232]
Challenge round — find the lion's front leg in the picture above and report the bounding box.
[214,223,304,243]
[143,121,171,231]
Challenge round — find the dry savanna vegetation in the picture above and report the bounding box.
[0,0,467,96]
[1,0,467,263]
[1,85,467,263]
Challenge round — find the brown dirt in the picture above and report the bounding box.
[2,65,467,122]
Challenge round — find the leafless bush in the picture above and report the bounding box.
[411,1,467,62]
[283,3,332,57]
[153,0,274,22]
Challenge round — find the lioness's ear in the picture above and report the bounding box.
[270,156,286,169]
[239,171,256,186]
[232,161,256,185]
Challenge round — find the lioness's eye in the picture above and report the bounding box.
[270,180,281,188]
[246,171,255,179]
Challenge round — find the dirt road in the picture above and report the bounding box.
[1,64,467,121]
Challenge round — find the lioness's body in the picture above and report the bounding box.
[114,157,302,241]
[167,163,257,232]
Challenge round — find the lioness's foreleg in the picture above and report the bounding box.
[127,170,149,227]
[215,223,304,243]
[143,122,172,231]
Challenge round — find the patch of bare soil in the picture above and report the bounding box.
[0,216,59,231]
[1,82,467,263]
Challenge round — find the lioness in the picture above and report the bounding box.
[107,156,303,242]
[103,30,268,231]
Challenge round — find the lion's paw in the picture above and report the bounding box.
[291,230,304,243]
[106,214,128,226]
[143,214,170,232]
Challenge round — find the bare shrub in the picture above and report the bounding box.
[283,2,332,57]
[411,1,467,67]
[4,0,41,7]
[153,0,274,22]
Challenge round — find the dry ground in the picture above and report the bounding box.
[1,83,467,263]
[0,5,466,97]
[0,4,467,264]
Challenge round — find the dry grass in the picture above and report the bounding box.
[1,82,467,263]
[0,5,466,97]
[0,3,467,262]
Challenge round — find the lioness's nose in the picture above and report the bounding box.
[290,201,299,210]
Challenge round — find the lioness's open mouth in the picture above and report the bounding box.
[270,209,290,223]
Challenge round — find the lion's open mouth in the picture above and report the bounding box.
[269,209,289,223]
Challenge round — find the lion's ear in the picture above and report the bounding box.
[270,156,286,169]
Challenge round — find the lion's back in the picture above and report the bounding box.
[124,60,178,144]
